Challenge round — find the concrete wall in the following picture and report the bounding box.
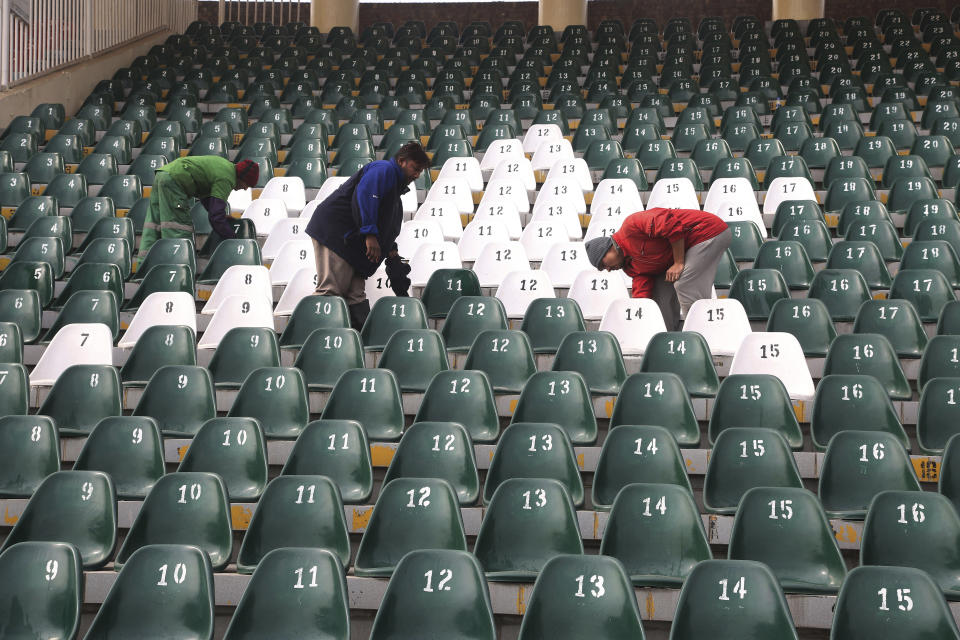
[0,30,173,129]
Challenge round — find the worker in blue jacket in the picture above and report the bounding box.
[305,142,430,330]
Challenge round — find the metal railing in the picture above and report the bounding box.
[1,0,197,90]
[217,0,310,27]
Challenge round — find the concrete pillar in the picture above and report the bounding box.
[772,0,824,21]
[311,0,358,34]
[538,0,587,32]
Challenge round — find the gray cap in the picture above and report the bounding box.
[585,236,614,270]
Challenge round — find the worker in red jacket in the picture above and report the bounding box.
[585,208,731,330]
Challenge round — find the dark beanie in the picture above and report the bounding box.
[585,236,614,270]
[235,159,260,187]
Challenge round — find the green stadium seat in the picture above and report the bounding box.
[85,544,214,638]
[510,371,597,444]
[709,374,803,448]
[360,296,428,350]
[889,269,956,322]
[37,363,120,435]
[807,269,872,321]
[72,416,164,499]
[831,566,960,640]
[592,422,694,510]
[520,298,586,354]
[132,365,216,436]
[355,477,467,577]
[277,295,349,348]
[639,331,720,397]
[321,368,404,441]
[207,327,280,388]
[474,477,583,581]
[822,335,912,400]
[226,367,308,440]
[728,269,791,320]
[292,327,363,390]
[114,471,232,570]
[280,418,373,504]
[861,490,960,598]
[702,428,803,514]
[368,549,496,640]
[0,470,116,569]
[0,415,58,497]
[819,429,920,518]
[462,329,536,393]
[42,289,118,343]
[826,241,891,290]
[854,300,927,358]
[177,417,267,500]
[669,559,799,639]
[0,541,81,640]
[517,554,647,639]
[728,486,846,593]
[552,331,627,395]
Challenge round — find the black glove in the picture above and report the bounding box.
[385,254,412,297]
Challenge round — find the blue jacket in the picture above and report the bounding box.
[306,159,407,278]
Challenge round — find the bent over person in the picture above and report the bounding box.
[585,208,732,330]
[305,142,430,330]
[137,156,260,257]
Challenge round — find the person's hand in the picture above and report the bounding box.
[666,262,684,282]
[365,235,381,263]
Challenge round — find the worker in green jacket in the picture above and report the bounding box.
[137,156,260,257]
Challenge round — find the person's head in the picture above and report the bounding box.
[234,159,260,190]
[586,236,625,271]
[394,141,431,185]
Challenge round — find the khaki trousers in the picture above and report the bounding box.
[312,239,367,305]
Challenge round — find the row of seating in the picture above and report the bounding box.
[9,540,956,639]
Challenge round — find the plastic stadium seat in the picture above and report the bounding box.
[0,415,57,497]
[807,269,872,321]
[292,326,362,388]
[483,420,583,506]
[30,322,113,386]
[826,241,891,290]
[854,300,927,358]
[320,368,403,440]
[259,176,306,216]
[709,374,803,449]
[918,378,960,453]
[889,269,956,322]
[462,328,537,393]
[646,178,700,210]
[196,239,262,284]
[225,367,308,440]
[368,549,495,640]
[822,334,911,400]
[133,238,196,281]
[819,429,920,519]
[235,476,349,576]
[517,554,646,639]
[196,294,273,351]
[765,298,836,357]
[70,415,163,500]
[728,486,846,593]
[639,331,719,397]
[440,296,508,353]
[598,298,665,356]
[831,566,960,640]
[414,201,465,243]
[600,481,710,587]
[523,124,563,153]
[119,325,196,385]
[0,361,27,414]
[681,298,751,357]
[227,548,350,639]
[811,371,910,450]
[176,417,267,501]
[725,221,764,262]
[0,470,116,569]
[281,420,373,504]
[354,478,467,577]
[384,421,478,502]
[241,198,288,236]
[474,478,583,581]
[360,296,428,351]
[669,559,799,639]
[277,295,349,348]
[607,372,701,445]
[114,472,231,571]
[860,490,960,598]
[0,321,22,364]
[132,365,216,437]
[409,370,499,443]
[703,428,804,514]
[0,541,81,640]
[36,364,120,436]
[592,419,694,506]
[10,236,64,281]
[550,330,626,395]
[85,544,214,639]
[752,241,815,290]
[763,176,818,215]
[377,329,449,392]
[509,371,596,444]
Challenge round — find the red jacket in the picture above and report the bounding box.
[611,208,729,298]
